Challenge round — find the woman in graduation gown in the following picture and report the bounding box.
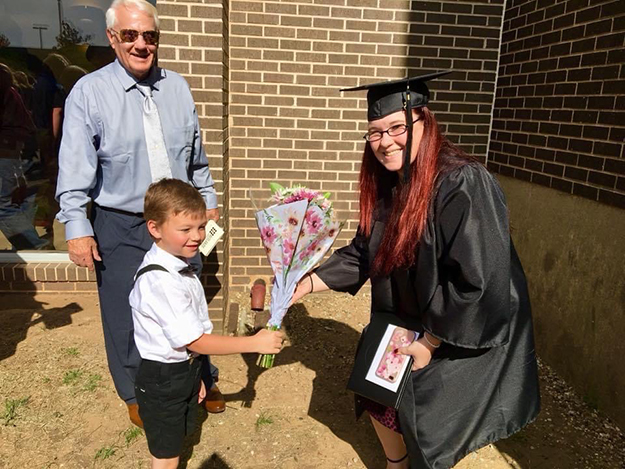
[291,72,540,469]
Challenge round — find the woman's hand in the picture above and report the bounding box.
[290,275,312,305]
[396,337,435,371]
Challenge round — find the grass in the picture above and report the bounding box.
[62,369,84,385]
[83,373,102,392]
[2,396,30,426]
[94,445,117,461]
[122,426,144,447]
[255,411,274,431]
[64,347,80,356]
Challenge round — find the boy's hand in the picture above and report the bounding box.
[198,380,206,403]
[254,329,285,354]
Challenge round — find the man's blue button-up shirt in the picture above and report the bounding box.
[56,59,217,240]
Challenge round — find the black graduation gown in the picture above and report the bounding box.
[315,162,540,469]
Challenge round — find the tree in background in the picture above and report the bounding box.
[0,34,10,48]
[55,21,92,49]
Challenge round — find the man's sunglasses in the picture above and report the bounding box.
[110,28,160,45]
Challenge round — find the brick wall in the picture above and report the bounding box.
[489,0,625,209]
[158,0,230,331]
[227,0,506,290]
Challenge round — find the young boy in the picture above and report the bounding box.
[129,179,283,469]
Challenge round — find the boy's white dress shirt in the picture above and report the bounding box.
[129,243,213,363]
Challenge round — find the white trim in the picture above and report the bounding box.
[0,252,70,263]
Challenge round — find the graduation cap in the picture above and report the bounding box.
[340,70,452,182]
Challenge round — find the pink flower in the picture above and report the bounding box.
[261,226,277,245]
[304,211,322,234]
[283,188,318,204]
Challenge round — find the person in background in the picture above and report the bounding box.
[55,0,225,427]
[0,63,50,250]
[291,72,540,468]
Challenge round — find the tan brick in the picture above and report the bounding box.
[190,5,222,19]
[190,35,221,48]
[329,53,359,64]
[297,29,329,40]
[12,281,44,291]
[264,96,294,106]
[247,37,280,49]
[278,63,312,75]
[279,39,312,51]
[297,75,328,85]
[346,20,376,32]
[231,1,263,12]
[204,21,224,34]
[281,16,313,27]
[298,5,330,16]
[266,3,297,14]
[248,13,280,25]
[45,281,77,292]
[160,32,189,46]
[180,48,202,61]
[313,41,344,53]
[312,17,344,30]
[329,30,360,42]
[159,18,175,32]
[178,19,203,32]
[157,3,188,17]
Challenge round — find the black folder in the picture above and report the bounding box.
[347,312,420,409]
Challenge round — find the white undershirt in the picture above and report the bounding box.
[129,243,213,363]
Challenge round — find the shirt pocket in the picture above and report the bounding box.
[167,125,194,166]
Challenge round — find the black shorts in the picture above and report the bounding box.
[135,357,202,459]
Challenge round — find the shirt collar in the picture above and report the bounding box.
[112,58,164,93]
[148,243,193,274]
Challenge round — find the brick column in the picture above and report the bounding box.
[158,0,230,332]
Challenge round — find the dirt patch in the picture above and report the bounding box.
[0,291,623,468]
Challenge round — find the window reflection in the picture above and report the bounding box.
[0,0,155,252]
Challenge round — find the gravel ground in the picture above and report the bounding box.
[0,291,623,468]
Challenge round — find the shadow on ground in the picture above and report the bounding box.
[220,303,380,468]
[0,293,82,362]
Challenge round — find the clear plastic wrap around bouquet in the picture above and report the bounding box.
[252,183,344,368]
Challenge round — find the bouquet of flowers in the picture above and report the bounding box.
[253,183,344,368]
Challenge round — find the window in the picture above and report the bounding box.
[0,0,156,253]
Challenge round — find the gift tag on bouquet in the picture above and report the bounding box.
[199,220,224,256]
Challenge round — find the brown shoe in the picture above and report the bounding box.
[203,384,226,413]
[127,403,144,428]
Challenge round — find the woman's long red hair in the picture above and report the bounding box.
[359,107,446,276]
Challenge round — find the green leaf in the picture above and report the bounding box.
[269,182,284,194]
[323,192,331,199]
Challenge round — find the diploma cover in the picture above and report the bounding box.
[347,312,420,409]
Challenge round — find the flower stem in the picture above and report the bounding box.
[258,325,280,368]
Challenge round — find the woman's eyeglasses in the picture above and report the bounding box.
[363,118,421,142]
[110,29,160,45]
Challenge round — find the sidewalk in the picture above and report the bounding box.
[0,292,623,468]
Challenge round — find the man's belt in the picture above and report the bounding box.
[95,204,143,218]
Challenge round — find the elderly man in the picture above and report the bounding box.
[55,0,225,426]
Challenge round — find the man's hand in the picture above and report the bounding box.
[67,236,101,271]
[198,379,206,403]
[206,208,219,222]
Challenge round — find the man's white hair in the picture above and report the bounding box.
[106,0,160,29]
